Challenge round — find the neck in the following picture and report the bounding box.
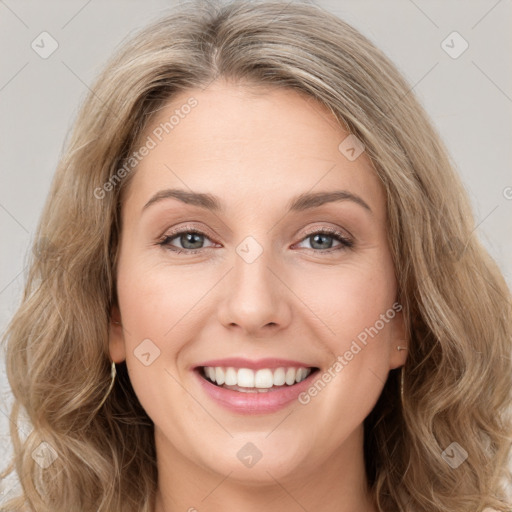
[153,425,377,512]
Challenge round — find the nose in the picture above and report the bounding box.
[216,241,292,337]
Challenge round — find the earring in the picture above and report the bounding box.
[396,346,407,407]
[96,361,117,410]
[400,365,405,408]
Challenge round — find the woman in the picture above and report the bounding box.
[2,0,511,511]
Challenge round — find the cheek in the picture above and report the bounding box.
[116,255,202,339]
[308,260,397,344]
[299,258,398,403]
[113,256,188,397]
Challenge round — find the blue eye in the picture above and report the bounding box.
[296,229,353,251]
[158,227,353,255]
[158,229,215,254]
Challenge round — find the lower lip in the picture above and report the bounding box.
[194,369,318,414]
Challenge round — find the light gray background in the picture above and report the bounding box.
[1,0,511,500]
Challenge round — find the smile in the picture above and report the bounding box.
[193,359,320,414]
[201,366,314,392]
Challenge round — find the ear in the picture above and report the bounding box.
[109,303,126,363]
[388,308,409,370]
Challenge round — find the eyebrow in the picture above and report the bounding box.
[142,188,372,214]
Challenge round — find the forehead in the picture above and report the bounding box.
[123,81,385,219]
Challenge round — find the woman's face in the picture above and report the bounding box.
[109,80,407,484]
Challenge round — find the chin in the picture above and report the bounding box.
[198,437,312,484]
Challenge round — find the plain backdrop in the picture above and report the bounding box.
[1,0,511,499]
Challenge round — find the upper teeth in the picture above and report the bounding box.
[204,367,312,388]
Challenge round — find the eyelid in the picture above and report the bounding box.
[299,224,353,242]
[158,223,217,242]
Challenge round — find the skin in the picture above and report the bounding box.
[109,79,408,512]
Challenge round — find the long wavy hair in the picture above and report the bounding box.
[2,0,511,510]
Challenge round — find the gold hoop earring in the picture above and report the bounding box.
[96,361,116,410]
[400,365,405,408]
[396,346,407,407]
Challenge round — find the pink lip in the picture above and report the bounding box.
[193,367,319,415]
[193,357,315,371]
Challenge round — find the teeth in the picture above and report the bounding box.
[285,367,296,385]
[273,367,286,386]
[296,367,307,383]
[202,366,313,388]
[224,367,237,386]
[237,368,254,387]
[254,369,273,388]
[215,367,225,385]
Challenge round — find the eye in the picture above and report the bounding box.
[294,227,353,253]
[158,227,216,254]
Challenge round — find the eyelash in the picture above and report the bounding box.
[157,225,354,255]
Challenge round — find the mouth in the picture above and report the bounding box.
[192,357,321,413]
[197,365,320,393]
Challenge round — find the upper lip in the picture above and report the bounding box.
[193,357,318,371]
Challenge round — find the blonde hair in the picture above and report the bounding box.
[2,0,511,510]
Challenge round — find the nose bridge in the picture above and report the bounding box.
[235,236,273,295]
[217,234,291,333]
